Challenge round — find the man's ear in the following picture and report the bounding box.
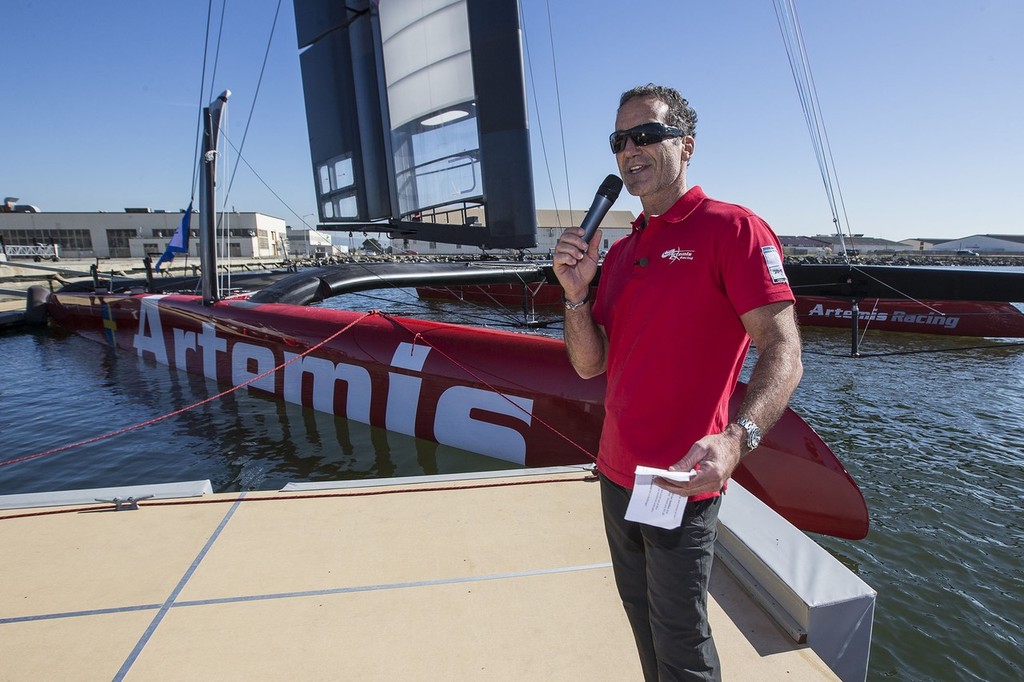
[683,135,695,162]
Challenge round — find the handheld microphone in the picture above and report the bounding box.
[580,174,623,244]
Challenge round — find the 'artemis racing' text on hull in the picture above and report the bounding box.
[805,303,960,329]
[795,297,1024,337]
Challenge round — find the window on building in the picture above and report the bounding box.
[0,228,93,252]
[106,229,137,258]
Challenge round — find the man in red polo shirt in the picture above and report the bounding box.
[553,84,803,681]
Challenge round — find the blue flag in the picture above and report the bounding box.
[155,201,193,272]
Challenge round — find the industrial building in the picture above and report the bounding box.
[0,207,345,263]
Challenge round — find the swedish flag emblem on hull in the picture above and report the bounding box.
[101,302,117,347]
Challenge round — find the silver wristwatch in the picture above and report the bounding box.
[735,417,762,452]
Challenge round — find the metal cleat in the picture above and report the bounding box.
[94,494,155,511]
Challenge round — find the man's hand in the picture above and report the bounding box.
[552,226,607,378]
[553,226,601,301]
[653,425,745,497]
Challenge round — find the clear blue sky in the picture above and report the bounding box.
[3,0,1021,241]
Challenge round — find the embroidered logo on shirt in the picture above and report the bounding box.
[761,245,788,284]
[661,248,694,262]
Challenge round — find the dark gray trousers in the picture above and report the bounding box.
[600,475,722,681]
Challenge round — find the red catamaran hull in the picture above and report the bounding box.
[417,285,1024,338]
[46,291,868,539]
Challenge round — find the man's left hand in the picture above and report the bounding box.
[654,427,744,497]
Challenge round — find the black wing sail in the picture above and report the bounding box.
[293,0,537,250]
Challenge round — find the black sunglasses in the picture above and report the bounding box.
[609,122,685,154]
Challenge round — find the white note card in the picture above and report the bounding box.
[624,466,697,529]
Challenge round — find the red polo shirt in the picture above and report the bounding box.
[592,186,794,497]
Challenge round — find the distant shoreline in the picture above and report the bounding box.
[784,254,1024,268]
[4,252,1023,272]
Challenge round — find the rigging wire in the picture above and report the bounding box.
[191,0,217,200]
[221,0,284,207]
[857,299,881,346]
[768,2,1023,357]
[193,0,284,295]
[772,0,855,259]
[206,0,230,105]
[219,130,311,229]
[519,2,563,228]
[544,0,574,216]
[219,110,232,294]
[846,265,946,315]
[194,0,285,218]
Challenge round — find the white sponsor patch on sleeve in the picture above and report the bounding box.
[761,245,788,284]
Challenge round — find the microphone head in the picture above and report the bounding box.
[598,174,623,202]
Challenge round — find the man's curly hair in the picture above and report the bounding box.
[619,84,698,138]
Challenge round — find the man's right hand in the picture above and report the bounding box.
[553,226,602,301]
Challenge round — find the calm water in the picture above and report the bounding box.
[1,289,1022,681]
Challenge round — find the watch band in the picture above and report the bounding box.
[562,291,590,311]
[735,417,762,451]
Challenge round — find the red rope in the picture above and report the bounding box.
[1,306,598,477]
[388,314,597,462]
[0,311,379,469]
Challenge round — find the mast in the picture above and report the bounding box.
[200,90,230,305]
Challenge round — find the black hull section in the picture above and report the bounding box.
[248,261,553,305]
[784,263,1024,302]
